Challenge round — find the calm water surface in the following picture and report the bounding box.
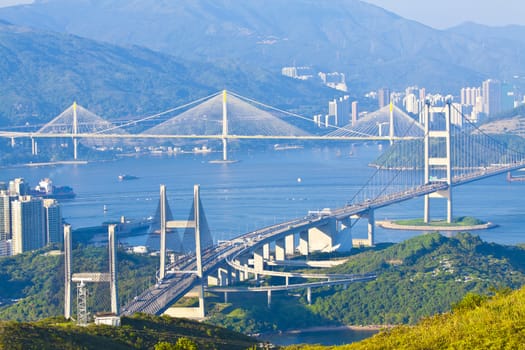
[3,144,523,246]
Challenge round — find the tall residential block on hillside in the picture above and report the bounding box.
[11,196,46,255]
[328,95,350,126]
[43,198,62,244]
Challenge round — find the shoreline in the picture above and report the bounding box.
[2,160,89,168]
[377,220,497,231]
[258,324,389,337]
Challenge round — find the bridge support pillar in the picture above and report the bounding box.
[73,138,78,160]
[64,225,72,320]
[254,246,264,274]
[108,224,119,316]
[285,275,289,286]
[217,268,229,287]
[307,219,337,253]
[267,290,272,309]
[424,195,430,223]
[285,234,294,256]
[275,238,285,261]
[224,291,228,304]
[31,138,38,156]
[299,231,309,256]
[159,185,167,281]
[307,287,312,305]
[263,243,270,261]
[196,283,205,318]
[367,209,375,247]
[10,137,15,147]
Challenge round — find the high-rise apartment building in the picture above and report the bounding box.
[328,95,350,126]
[0,191,11,240]
[482,79,502,116]
[11,196,45,255]
[8,178,28,196]
[351,101,358,126]
[378,88,391,108]
[43,199,62,244]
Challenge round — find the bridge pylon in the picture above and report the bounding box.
[159,184,206,318]
[423,99,453,223]
[64,224,120,325]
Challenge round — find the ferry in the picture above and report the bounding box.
[193,145,212,154]
[29,178,76,199]
[274,143,303,151]
[118,174,139,181]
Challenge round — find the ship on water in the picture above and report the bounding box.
[118,174,139,181]
[29,178,76,199]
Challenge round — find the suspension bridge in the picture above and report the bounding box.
[58,97,525,323]
[0,90,420,161]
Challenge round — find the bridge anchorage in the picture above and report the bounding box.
[64,224,120,326]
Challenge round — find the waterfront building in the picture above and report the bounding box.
[43,199,62,245]
[11,196,45,255]
[8,178,28,196]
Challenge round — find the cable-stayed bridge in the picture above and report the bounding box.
[116,100,525,318]
[0,90,420,161]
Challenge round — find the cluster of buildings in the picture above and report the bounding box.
[284,63,522,129]
[282,66,348,92]
[370,79,523,126]
[0,178,62,257]
[314,95,359,128]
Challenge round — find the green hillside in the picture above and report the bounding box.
[207,233,525,333]
[0,22,335,128]
[0,246,157,322]
[284,287,525,350]
[2,0,520,92]
[0,313,256,350]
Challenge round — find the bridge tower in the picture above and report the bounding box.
[73,101,79,160]
[389,100,394,145]
[423,99,453,223]
[158,184,206,318]
[64,224,120,325]
[222,90,229,161]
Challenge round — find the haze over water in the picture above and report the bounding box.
[2,144,524,247]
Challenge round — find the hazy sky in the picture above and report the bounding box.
[363,0,525,29]
[0,0,32,8]
[0,0,524,29]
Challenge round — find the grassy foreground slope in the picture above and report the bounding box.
[284,287,525,350]
[0,313,256,350]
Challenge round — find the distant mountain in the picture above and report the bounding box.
[1,0,524,93]
[0,22,335,126]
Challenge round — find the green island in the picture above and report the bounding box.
[394,216,485,227]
